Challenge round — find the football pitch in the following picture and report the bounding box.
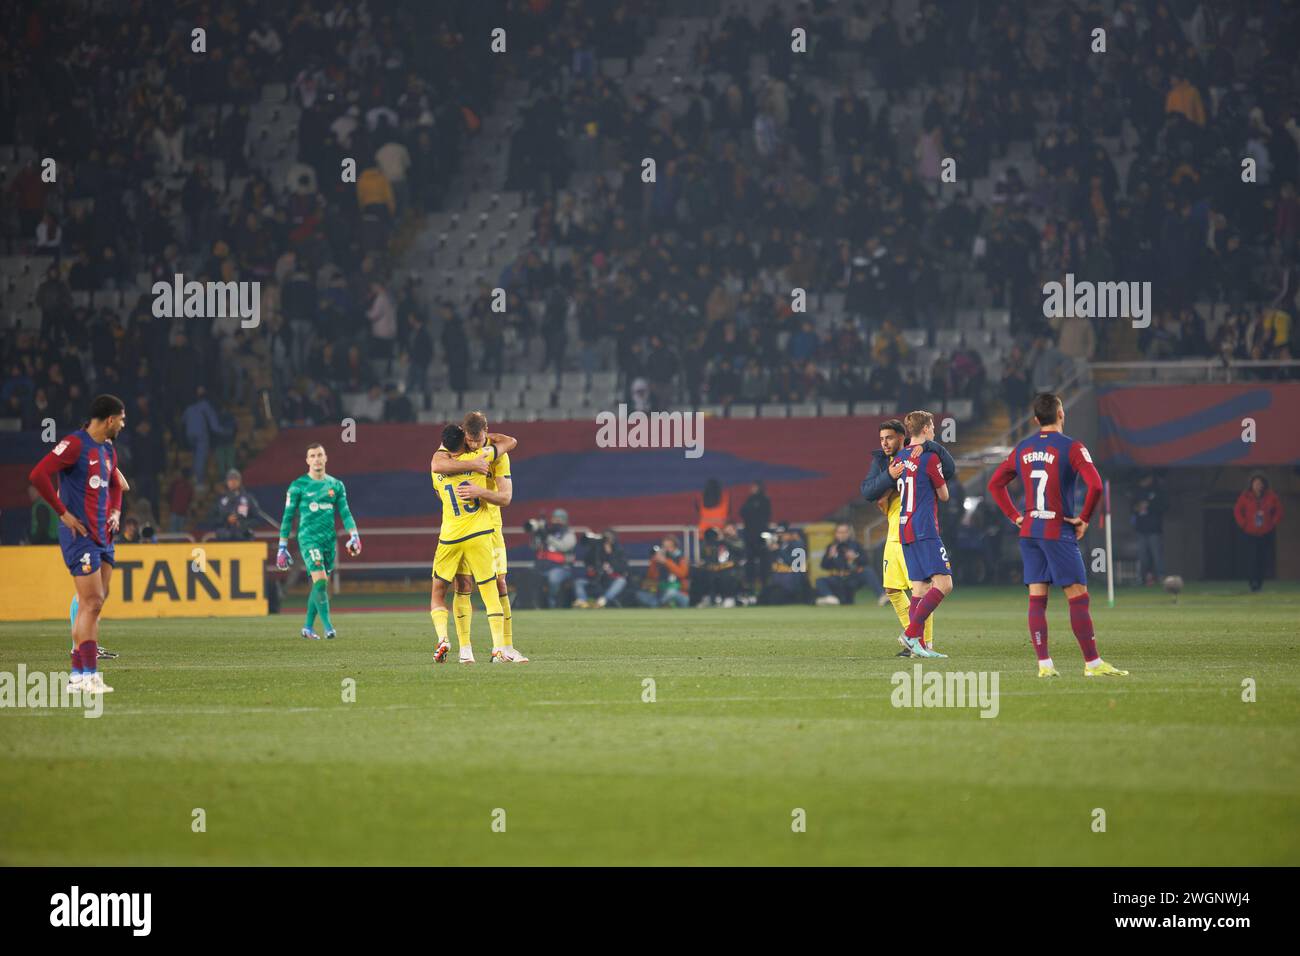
[2,584,1297,866]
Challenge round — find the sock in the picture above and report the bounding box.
[923,611,934,649]
[79,641,98,674]
[1040,657,1055,670]
[478,581,505,650]
[1028,594,1050,661]
[313,579,334,634]
[452,591,473,650]
[305,586,319,632]
[1068,593,1099,663]
[431,607,449,644]
[905,589,946,638]
[70,646,81,676]
[500,591,513,647]
[887,591,911,630]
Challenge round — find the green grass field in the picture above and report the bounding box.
[2,584,1297,866]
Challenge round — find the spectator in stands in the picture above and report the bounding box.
[382,385,415,422]
[357,163,396,250]
[1130,472,1168,586]
[366,280,398,365]
[126,415,164,512]
[35,267,74,340]
[355,384,385,423]
[400,298,434,400]
[35,212,62,256]
[167,469,195,533]
[815,523,880,606]
[375,139,412,212]
[1164,72,1206,128]
[440,308,470,394]
[573,529,630,608]
[1057,312,1097,367]
[1234,474,1284,593]
[636,536,690,608]
[532,509,578,608]
[1029,336,1074,392]
[182,385,227,490]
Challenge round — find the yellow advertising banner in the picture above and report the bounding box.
[0,543,268,621]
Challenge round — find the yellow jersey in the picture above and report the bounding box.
[885,487,902,543]
[485,450,511,530]
[433,446,496,542]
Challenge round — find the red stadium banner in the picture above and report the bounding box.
[244,416,891,534]
[1096,384,1300,467]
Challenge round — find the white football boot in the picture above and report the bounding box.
[82,673,114,693]
[491,647,529,663]
[458,646,476,665]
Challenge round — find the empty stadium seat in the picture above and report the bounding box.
[945,399,974,421]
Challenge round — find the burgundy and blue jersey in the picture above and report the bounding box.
[29,429,122,546]
[987,430,1102,540]
[892,446,947,544]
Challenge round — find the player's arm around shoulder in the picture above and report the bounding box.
[927,453,950,501]
[491,474,513,507]
[432,446,489,476]
[860,450,893,502]
[922,438,957,480]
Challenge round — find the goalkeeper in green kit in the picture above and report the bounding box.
[276,442,361,640]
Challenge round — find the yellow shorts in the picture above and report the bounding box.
[491,527,508,577]
[883,538,910,590]
[433,531,497,584]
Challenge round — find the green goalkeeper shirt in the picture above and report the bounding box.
[279,473,357,548]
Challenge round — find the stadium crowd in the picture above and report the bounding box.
[1,0,567,533]
[3,0,1298,547]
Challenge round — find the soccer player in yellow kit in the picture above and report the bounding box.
[430,417,526,663]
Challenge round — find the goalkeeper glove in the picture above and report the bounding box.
[346,532,361,556]
[276,544,292,570]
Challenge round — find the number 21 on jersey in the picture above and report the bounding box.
[897,475,915,516]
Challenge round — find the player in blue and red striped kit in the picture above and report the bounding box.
[28,394,128,694]
[987,392,1128,678]
[892,411,953,659]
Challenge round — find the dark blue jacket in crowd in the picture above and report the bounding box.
[860,440,957,502]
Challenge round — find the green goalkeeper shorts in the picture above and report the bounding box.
[300,539,336,574]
